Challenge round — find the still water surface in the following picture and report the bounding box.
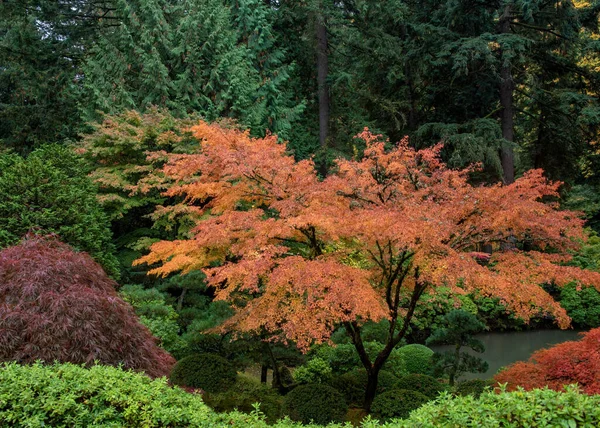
[430,329,584,380]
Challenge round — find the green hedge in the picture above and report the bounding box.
[3,362,600,428]
[397,386,600,427]
[0,361,213,427]
[395,374,447,399]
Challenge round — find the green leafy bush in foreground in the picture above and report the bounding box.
[3,362,600,428]
[0,361,212,427]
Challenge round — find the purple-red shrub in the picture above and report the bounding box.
[0,236,175,377]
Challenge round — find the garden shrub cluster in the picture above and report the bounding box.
[282,383,348,425]
[3,362,600,427]
[370,389,431,421]
[0,362,213,427]
[170,353,237,393]
[294,357,333,384]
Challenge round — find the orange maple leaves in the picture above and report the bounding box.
[135,122,600,349]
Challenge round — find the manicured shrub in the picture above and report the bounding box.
[282,383,348,424]
[395,344,434,375]
[293,357,333,384]
[395,374,447,399]
[494,328,600,394]
[454,378,493,398]
[0,362,212,427]
[170,353,237,393]
[329,369,399,405]
[370,389,430,421]
[204,374,283,424]
[0,237,174,378]
[401,386,600,427]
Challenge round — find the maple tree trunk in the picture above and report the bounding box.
[316,9,329,148]
[260,364,268,383]
[498,4,515,185]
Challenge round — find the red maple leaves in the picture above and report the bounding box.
[495,328,600,394]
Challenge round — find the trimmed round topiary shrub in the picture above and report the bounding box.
[329,369,399,406]
[170,353,237,393]
[454,379,493,398]
[370,389,430,421]
[396,374,446,399]
[282,383,348,424]
[395,344,434,375]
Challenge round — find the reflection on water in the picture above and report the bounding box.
[430,329,584,380]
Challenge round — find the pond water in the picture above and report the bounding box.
[430,329,585,381]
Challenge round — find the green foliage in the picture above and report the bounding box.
[570,231,600,272]
[119,284,186,355]
[329,369,399,406]
[203,374,283,424]
[426,310,488,385]
[559,282,600,329]
[395,374,447,400]
[0,362,213,427]
[0,145,119,277]
[401,386,600,427]
[293,357,333,385]
[370,389,430,421]
[453,379,493,399]
[170,353,237,393]
[282,383,348,425]
[394,345,434,376]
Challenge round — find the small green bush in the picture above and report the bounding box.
[370,389,430,421]
[0,362,213,427]
[402,386,600,427]
[329,369,399,405]
[454,378,493,398]
[314,342,407,377]
[204,374,283,424]
[170,353,237,393]
[294,357,333,384]
[282,383,348,424]
[395,374,446,399]
[395,344,434,375]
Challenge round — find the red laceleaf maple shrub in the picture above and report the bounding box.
[495,328,600,394]
[0,236,175,378]
[135,122,600,408]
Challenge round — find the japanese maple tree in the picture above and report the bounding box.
[0,236,175,378]
[494,328,600,394]
[136,122,600,408]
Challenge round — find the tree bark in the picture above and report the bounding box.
[498,4,515,185]
[315,8,329,148]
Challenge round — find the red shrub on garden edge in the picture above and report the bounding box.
[0,236,175,377]
[495,328,600,394]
